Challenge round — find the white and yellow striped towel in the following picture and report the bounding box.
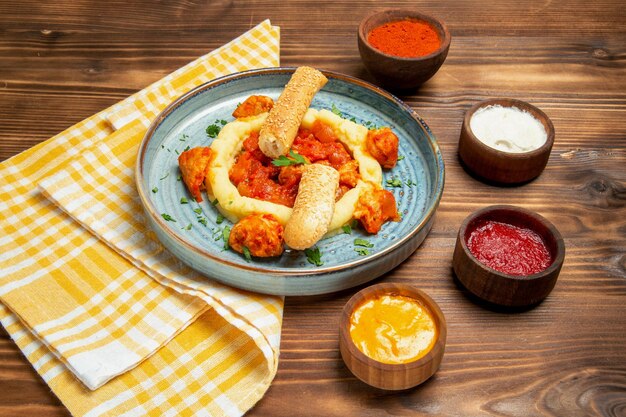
[0,20,283,416]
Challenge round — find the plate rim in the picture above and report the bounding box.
[136,67,445,278]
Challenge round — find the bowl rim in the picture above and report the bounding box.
[340,282,447,373]
[457,204,565,282]
[358,8,451,61]
[462,98,555,160]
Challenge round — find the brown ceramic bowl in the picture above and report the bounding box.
[458,98,555,185]
[339,283,446,390]
[452,205,565,307]
[358,9,451,90]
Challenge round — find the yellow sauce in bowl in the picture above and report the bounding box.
[349,294,437,364]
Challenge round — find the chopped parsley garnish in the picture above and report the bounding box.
[180,197,189,204]
[242,246,252,262]
[342,224,352,234]
[397,155,405,161]
[364,120,382,130]
[183,223,192,231]
[216,213,225,224]
[305,247,323,266]
[180,134,189,141]
[272,150,308,167]
[331,103,342,117]
[354,238,374,248]
[206,119,228,138]
[405,179,416,187]
[161,213,176,222]
[211,198,219,206]
[386,178,403,188]
[194,207,207,226]
[159,172,169,180]
[222,226,231,250]
[177,174,182,182]
[355,248,370,256]
[206,124,221,138]
[152,187,158,193]
[183,145,190,152]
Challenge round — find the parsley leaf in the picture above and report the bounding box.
[405,179,417,187]
[206,119,228,138]
[342,224,352,234]
[354,238,374,248]
[242,246,252,262]
[355,247,370,256]
[159,172,169,180]
[161,213,176,222]
[222,226,231,250]
[397,155,405,161]
[272,150,308,167]
[305,247,323,266]
[183,223,192,231]
[386,178,402,188]
[206,124,221,138]
[216,213,225,224]
[152,187,158,193]
[180,197,189,204]
[331,103,342,117]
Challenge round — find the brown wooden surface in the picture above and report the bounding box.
[1,1,625,415]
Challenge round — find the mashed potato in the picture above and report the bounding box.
[205,108,383,234]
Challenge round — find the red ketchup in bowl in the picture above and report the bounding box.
[466,220,552,276]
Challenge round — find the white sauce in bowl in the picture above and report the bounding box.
[470,105,547,153]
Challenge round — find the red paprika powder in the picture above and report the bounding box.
[368,19,441,58]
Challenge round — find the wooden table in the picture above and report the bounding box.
[1,1,625,415]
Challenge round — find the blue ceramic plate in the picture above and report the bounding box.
[136,68,444,295]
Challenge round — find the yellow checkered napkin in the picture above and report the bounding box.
[0,20,283,416]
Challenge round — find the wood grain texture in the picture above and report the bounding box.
[1,0,625,416]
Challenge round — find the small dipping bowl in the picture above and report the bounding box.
[358,9,451,90]
[339,283,446,390]
[458,98,555,185]
[452,205,565,307]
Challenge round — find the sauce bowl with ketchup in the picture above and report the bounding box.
[453,205,565,307]
[339,283,446,390]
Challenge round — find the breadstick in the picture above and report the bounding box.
[259,66,328,159]
[284,164,339,250]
